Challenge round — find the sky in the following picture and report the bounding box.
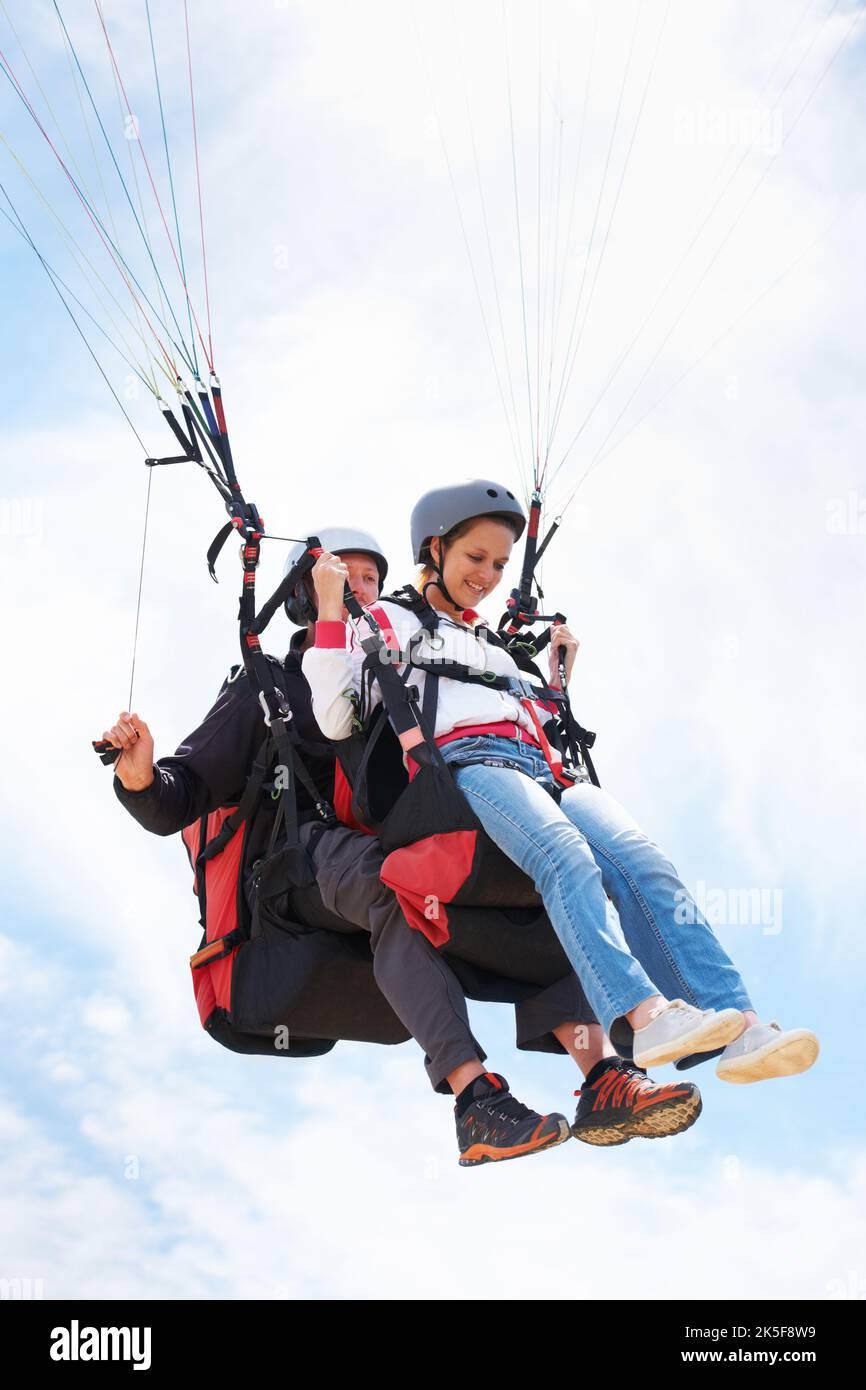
[1,0,865,1302]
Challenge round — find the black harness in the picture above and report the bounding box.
[337,585,599,863]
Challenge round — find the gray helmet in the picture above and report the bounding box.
[410,479,526,564]
[283,526,388,626]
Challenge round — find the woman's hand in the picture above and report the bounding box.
[312,551,350,621]
[548,623,579,689]
[100,711,155,791]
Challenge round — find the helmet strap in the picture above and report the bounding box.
[424,538,463,615]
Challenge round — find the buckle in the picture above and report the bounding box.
[258,690,292,726]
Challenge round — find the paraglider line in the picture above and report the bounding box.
[185,0,214,371]
[128,464,154,711]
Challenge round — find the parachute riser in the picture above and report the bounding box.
[498,490,560,641]
[505,488,543,632]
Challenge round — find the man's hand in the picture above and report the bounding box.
[548,624,579,689]
[312,551,350,621]
[100,711,155,791]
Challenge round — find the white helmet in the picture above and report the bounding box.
[283,526,388,625]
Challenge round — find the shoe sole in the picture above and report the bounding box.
[634,1008,746,1069]
[458,1118,571,1166]
[571,1092,703,1147]
[716,1031,820,1084]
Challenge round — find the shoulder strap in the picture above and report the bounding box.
[378,583,437,621]
[197,735,273,864]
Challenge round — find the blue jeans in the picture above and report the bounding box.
[439,735,753,1039]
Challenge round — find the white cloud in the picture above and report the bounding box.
[2,1047,864,1300]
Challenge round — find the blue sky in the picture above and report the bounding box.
[1,0,865,1301]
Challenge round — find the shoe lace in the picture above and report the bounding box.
[648,998,690,1024]
[573,1058,648,1097]
[478,1090,533,1127]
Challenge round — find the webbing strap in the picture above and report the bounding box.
[289,744,335,824]
[190,925,245,970]
[270,721,299,848]
[397,651,560,706]
[421,661,439,732]
[520,699,574,790]
[197,736,271,864]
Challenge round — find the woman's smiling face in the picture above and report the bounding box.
[430,517,515,610]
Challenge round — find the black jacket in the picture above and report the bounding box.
[113,631,334,849]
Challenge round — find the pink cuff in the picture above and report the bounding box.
[314,620,347,648]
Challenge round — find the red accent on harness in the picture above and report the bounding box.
[333,761,375,836]
[367,604,398,647]
[520,699,573,789]
[406,720,542,781]
[436,720,541,750]
[380,831,478,946]
[182,807,245,1027]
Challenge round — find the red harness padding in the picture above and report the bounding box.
[380,831,479,947]
[182,807,246,1029]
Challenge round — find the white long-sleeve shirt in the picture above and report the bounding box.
[302,600,556,743]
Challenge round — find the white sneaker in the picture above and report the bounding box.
[716,1021,819,1084]
[633,999,746,1069]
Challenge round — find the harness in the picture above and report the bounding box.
[342,583,598,828]
[186,666,338,974]
[330,584,601,943]
[183,523,343,973]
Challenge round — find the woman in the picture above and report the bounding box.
[303,479,819,1087]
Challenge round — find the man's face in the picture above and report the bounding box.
[302,549,381,618]
[339,551,381,611]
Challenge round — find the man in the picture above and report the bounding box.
[102,527,700,1164]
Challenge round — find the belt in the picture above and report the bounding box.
[435,720,541,750]
[439,712,572,792]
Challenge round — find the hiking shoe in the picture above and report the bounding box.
[571,1057,703,1146]
[633,999,746,1068]
[456,1072,570,1167]
[716,1021,819,1084]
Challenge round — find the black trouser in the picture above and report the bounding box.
[288,821,596,1094]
